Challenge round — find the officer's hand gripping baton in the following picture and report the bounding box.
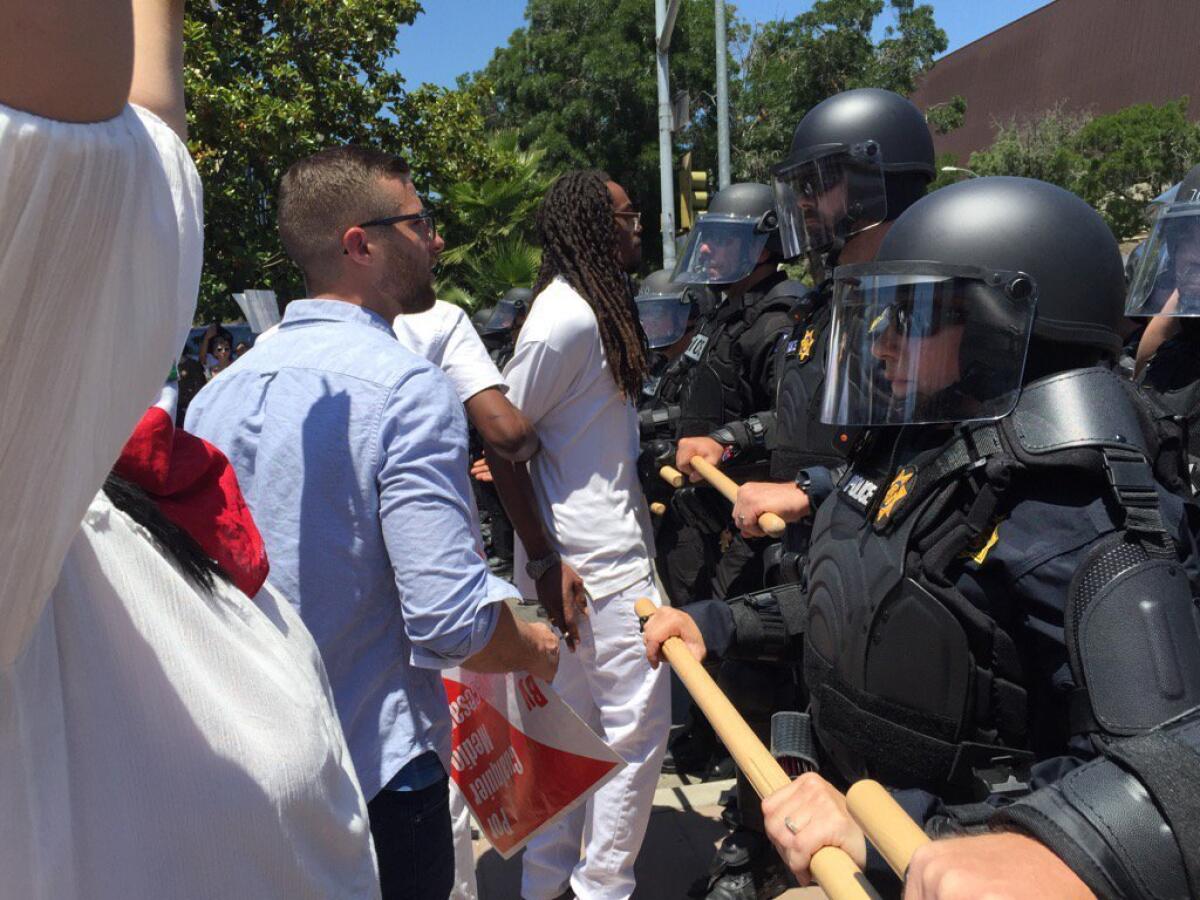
[635,599,879,900]
[846,780,930,879]
[687,456,787,537]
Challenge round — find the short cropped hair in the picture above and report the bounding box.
[277,146,412,289]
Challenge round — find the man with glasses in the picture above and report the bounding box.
[187,146,560,900]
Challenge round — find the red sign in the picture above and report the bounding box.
[443,669,624,858]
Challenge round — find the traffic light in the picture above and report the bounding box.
[678,152,710,232]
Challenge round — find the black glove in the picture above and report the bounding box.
[670,482,730,535]
[637,439,677,505]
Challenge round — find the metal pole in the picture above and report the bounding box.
[715,0,731,189]
[656,0,678,269]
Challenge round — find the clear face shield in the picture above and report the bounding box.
[772,142,888,259]
[671,215,774,285]
[636,290,695,349]
[821,263,1037,427]
[483,297,527,334]
[1126,200,1200,317]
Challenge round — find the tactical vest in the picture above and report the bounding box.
[770,286,859,481]
[675,275,799,438]
[1137,328,1200,496]
[803,367,1200,801]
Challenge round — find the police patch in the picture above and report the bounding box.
[797,327,817,363]
[684,333,709,361]
[875,466,915,524]
[840,473,880,512]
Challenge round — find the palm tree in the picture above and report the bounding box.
[437,131,554,310]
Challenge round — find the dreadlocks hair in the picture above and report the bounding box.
[532,170,650,399]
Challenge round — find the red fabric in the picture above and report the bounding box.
[113,407,269,597]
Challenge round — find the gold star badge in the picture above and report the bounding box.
[875,467,915,523]
[798,327,816,362]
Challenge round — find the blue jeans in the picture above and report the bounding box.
[368,776,454,900]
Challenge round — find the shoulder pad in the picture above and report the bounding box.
[1007,367,1151,458]
[760,279,815,313]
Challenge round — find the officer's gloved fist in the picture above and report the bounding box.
[671,482,729,535]
[904,834,1092,900]
[637,439,677,502]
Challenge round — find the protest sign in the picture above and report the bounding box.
[443,669,624,858]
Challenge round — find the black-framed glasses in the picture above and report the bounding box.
[358,210,438,237]
[614,210,642,230]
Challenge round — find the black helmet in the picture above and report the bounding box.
[483,287,533,334]
[471,305,495,334]
[672,183,785,286]
[1127,162,1200,317]
[821,177,1125,427]
[773,88,935,257]
[637,269,715,349]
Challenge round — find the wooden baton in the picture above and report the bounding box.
[650,502,667,516]
[688,456,787,537]
[635,599,879,900]
[846,780,930,879]
[659,465,686,488]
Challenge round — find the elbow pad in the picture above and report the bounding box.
[994,716,1200,900]
[725,582,807,664]
[709,412,777,459]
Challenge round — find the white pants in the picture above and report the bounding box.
[520,575,670,900]
[449,781,478,900]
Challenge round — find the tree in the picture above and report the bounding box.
[1074,99,1200,240]
[733,0,948,182]
[436,131,554,308]
[474,0,728,269]
[966,103,1090,190]
[184,0,499,321]
[964,99,1200,240]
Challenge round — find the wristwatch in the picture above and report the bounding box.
[525,550,561,582]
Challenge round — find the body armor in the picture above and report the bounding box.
[675,274,796,438]
[1137,326,1200,495]
[769,285,859,481]
[803,368,1200,800]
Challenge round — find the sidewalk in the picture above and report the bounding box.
[473,777,824,899]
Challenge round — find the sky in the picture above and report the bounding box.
[392,0,1053,89]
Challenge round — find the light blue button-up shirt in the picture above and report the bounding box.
[186,299,507,798]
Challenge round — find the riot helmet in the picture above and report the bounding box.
[1126,163,1200,317]
[772,88,935,258]
[821,176,1125,427]
[483,287,532,334]
[672,183,784,286]
[471,305,494,334]
[637,269,713,349]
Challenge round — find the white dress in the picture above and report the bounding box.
[0,101,379,897]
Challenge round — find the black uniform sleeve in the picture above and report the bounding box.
[739,310,794,410]
[992,714,1200,900]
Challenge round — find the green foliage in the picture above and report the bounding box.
[437,131,552,306]
[734,0,948,182]
[474,0,728,268]
[926,95,966,135]
[1074,99,1200,240]
[967,102,1091,188]
[965,99,1200,240]
[184,0,502,321]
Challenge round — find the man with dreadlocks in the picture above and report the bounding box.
[486,170,669,900]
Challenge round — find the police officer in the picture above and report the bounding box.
[673,89,937,899]
[679,88,937,559]
[1129,162,1200,496]
[636,270,713,531]
[479,287,531,369]
[646,176,1200,899]
[656,182,803,607]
